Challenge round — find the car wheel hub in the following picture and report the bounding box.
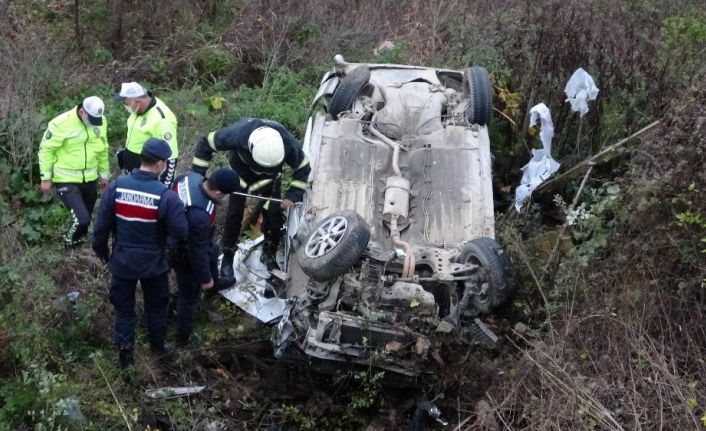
[304,216,348,258]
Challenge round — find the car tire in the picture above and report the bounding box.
[298,210,371,281]
[328,66,371,120]
[458,237,515,313]
[463,66,492,126]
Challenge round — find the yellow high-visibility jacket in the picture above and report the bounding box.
[125,96,178,158]
[38,107,109,183]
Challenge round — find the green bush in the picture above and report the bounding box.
[660,14,706,86]
[193,45,238,82]
[229,67,322,136]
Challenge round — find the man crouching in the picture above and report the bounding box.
[171,168,241,347]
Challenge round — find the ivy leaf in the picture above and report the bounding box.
[209,96,226,110]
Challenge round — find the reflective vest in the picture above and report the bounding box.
[114,175,167,248]
[173,172,216,225]
[125,96,178,158]
[38,107,109,183]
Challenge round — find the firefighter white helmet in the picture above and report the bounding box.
[248,126,285,167]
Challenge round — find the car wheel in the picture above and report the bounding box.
[328,66,371,120]
[298,210,371,281]
[458,237,515,313]
[463,66,492,126]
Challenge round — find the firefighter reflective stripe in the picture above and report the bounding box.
[295,156,310,170]
[207,132,217,150]
[289,180,308,190]
[263,201,270,211]
[53,166,98,181]
[192,157,210,168]
[115,188,161,223]
[248,178,273,193]
[239,177,248,189]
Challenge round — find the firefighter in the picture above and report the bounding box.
[38,96,109,249]
[113,82,179,188]
[191,118,310,280]
[92,138,188,368]
[171,168,241,347]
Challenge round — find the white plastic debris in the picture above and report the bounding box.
[564,68,599,117]
[145,386,206,399]
[514,103,561,212]
[219,236,287,323]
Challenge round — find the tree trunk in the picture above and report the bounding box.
[0,0,12,28]
[74,0,82,49]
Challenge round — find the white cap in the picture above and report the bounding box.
[82,96,105,126]
[248,126,285,167]
[114,82,147,101]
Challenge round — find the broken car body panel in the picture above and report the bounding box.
[239,55,514,380]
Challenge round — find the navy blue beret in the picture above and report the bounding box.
[209,168,240,194]
[141,137,172,160]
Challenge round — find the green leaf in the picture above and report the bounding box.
[687,398,698,410]
[410,298,420,308]
[209,96,226,110]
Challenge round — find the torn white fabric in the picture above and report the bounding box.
[219,236,287,323]
[529,103,555,153]
[565,68,599,117]
[515,103,561,212]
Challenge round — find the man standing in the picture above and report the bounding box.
[92,138,188,368]
[114,82,179,188]
[38,96,109,249]
[191,118,310,280]
[171,168,241,347]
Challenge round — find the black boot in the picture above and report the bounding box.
[214,276,236,291]
[175,334,189,348]
[220,249,235,279]
[150,342,175,365]
[118,347,134,369]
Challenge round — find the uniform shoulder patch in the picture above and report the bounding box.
[93,127,101,137]
[44,130,52,139]
[164,132,173,141]
[141,117,147,127]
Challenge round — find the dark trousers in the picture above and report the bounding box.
[222,180,283,255]
[55,181,97,247]
[109,272,169,350]
[174,266,201,341]
[173,243,219,341]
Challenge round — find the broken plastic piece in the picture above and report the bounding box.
[564,68,599,117]
[145,386,206,399]
[219,236,286,323]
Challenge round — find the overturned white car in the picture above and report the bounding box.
[230,55,515,381]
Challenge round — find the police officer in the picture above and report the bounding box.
[38,96,109,248]
[191,118,310,280]
[171,168,240,347]
[92,138,188,368]
[114,82,179,188]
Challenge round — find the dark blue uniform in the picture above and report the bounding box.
[92,169,187,351]
[171,172,220,344]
